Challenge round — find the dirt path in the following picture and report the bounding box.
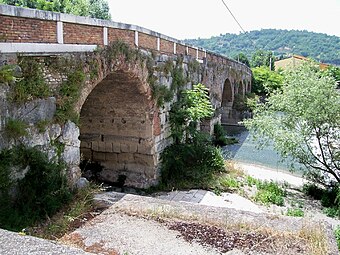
[60,193,338,255]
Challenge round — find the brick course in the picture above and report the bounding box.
[139,32,157,50]
[160,39,174,54]
[63,23,103,45]
[0,15,57,43]
[108,28,134,47]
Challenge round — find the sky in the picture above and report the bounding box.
[108,0,340,40]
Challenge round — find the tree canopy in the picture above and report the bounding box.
[244,63,340,186]
[0,0,111,20]
[185,29,340,66]
[251,66,284,95]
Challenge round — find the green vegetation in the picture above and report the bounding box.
[335,225,340,250]
[185,29,340,65]
[251,66,284,95]
[0,0,111,20]
[303,183,340,218]
[0,64,18,83]
[160,83,225,189]
[213,123,238,146]
[0,145,71,231]
[11,57,50,103]
[32,184,100,239]
[4,118,28,140]
[151,84,173,107]
[244,63,340,187]
[55,69,85,124]
[286,208,304,217]
[254,180,286,206]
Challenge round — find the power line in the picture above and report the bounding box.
[220,0,247,34]
[220,0,258,51]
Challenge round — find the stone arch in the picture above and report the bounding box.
[79,68,157,188]
[222,78,233,106]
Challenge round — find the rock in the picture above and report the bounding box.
[59,120,80,147]
[75,177,89,189]
[62,145,80,165]
[15,97,56,124]
[68,166,82,186]
[49,124,61,140]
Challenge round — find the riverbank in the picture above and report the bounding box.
[234,161,306,188]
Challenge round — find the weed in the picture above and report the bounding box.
[246,175,259,186]
[286,208,304,217]
[323,207,339,218]
[34,183,100,239]
[298,223,328,255]
[0,145,71,231]
[0,64,18,83]
[163,59,174,74]
[36,120,50,133]
[219,176,240,190]
[254,180,286,206]
[4,118,28,139]
[56,69,85,124]
[335,225,340,250]
[171,65,186,91]
[151,84,173,107]
[11,57,50,103]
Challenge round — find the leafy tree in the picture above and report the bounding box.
[185,29,340,66]
[88,0,111,20]
[244,63,340,186]
[234,52,250,67]
[251,66,284,95]
[0,0,111,20]
[251,50,275,70]
[170,83,214,144]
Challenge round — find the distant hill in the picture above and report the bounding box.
[184,29,340,66]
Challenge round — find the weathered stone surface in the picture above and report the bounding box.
[59,121,80,147]
[0,228,92,255]
[15,97,56,124]
[62,145,80,165]
[75,177,89,189]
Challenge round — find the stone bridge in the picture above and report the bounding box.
[0,4,252,188]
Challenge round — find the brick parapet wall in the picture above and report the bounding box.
[0,4,251,75]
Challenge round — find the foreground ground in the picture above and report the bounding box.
[0,163,339,255]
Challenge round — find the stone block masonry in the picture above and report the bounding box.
[0,4,252,188]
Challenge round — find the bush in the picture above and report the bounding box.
[213,123,238,146]
[160,143,225,189]
[302,183,324,200]
[303,183,340,218]
[0,146,71,231]
[213,123,228,146]
[254,180,286,206]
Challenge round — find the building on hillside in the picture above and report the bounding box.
[274,55,329,70]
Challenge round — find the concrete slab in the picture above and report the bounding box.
[0,228,93,255]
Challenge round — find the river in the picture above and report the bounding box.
[222,125,304,177]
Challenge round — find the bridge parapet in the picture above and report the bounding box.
[0,4,252,188]
[0,4,250,76]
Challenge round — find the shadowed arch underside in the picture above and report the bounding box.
[221,78,233,123]
[79,70,157,188]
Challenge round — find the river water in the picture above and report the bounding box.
[222,125,304,176]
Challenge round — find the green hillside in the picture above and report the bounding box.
[184,29,340,66]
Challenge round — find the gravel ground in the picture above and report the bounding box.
[60,194,338,255]
[61,213,221,255]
